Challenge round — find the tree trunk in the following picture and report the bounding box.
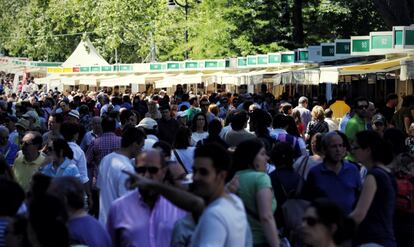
[292,0,304,46]
[372,0,412,28]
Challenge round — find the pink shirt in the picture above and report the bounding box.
[107,189,186,247]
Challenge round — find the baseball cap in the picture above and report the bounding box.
[372,114,385,125]
[137,117,158,130]
[15,119,30,130]
[68,110,80,120]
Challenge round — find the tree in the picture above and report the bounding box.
[372,0,414,28]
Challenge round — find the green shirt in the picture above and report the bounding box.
[236,169,277,244]
[345,114,366,162]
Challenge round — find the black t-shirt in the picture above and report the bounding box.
[380,106,395,124]
[354,167,397,247]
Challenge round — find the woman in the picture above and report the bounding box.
[292,109,305,137]
[293,133,324,179]
[305,105,329,143]
[249,109,274,153]
[302,199,355,247]
[392,95,414,135]
[232,139,280,247]
[191,113,209,145]
[172,127,195,174]
[40,139,81,179]
[350,130,397,247]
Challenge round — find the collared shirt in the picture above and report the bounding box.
[40,158,81,178]
[8,130,18,145]
[304,161,361,214]
[13,151,47,191]
[97,152,134,225]
[86,132,121,170]
[0,141,19,166]
[80,130,99,152]
[68,142,89,184]
[330,100,351,120]
[107,189,186,247]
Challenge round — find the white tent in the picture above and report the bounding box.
[62,37,109,67]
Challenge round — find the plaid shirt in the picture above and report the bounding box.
[86,132,121,170]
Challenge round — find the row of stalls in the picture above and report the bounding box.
[2,37,414,105]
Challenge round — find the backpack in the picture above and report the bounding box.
[396,175,414,213]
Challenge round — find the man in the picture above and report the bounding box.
[42,113,64,146]
[12,131,46,192]
[344,97,369,146]
[106,149,186,247]
[97,127,145,225]
[48,177,111,247]
[379,93,398,126]
[224,111,255,147]
[15,119,31,145]
[86,117,121,178]
[137,117,159,151]
[185,96,201,122]
[329,94,351,120]
[157,105,180,145]
[293,96,311,128]
[80,117,102,152]
[0,126,18,166]
[4,116,18,145]
[324,108,338,131]
[66,109,86,144]
[304,132,361,215]
[270,114,305,158]
[371,113,386,137]
[199,98,215,123]
[190,144,252,246]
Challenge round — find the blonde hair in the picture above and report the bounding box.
[208,104,219,116]
[311,105,325,121]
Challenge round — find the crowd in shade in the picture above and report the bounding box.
[1,77,414,247]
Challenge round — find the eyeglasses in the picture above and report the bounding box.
[135,166,160,174]
[303,216,320,226]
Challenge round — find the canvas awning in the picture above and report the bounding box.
[292,69,320,85]
[62,38,109,67]
[99,75,146,87]
[400,60,414,81]
[319,67,340,84]
[340,58,402,75]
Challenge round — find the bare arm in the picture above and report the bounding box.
[256,188,280,247]
[349,174,377,224]
[404,116,411,135]
[123,170,205,215]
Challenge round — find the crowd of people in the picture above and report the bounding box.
[0,78,414,247]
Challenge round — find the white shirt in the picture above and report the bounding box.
[143,134,159,151]
[191,132,208,146]
[171,147,195,173]
[219,125,232,139]
[97,152,134,225]
[325,118,339,132]
[68,142,89,184]
[190,193,252,247]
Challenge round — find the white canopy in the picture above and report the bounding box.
[62,38,109,67]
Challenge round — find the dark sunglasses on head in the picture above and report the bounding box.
[135,166,160,174]
[303,216,320,227]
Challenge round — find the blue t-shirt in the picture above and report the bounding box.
[304,161,361,214]
[68,215,112,247]
[354,167,397,247]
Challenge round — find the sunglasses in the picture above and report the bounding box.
[135,166,160,175]
[357,105,368,110]
[303,216,320,226]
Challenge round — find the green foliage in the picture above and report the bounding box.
[0,0,391,63]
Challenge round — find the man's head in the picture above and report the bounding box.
[159,105,171,120]
[60,122,79,142]
[192,144,231,203]
[0,178,25,217]
[321,132,346,164]
[48,114,63,133]
[91,117,102,134]
[47,177,85,212]
[121,127,145,158]
[386,93,398,108]
[353,97,369,119]
[189,97,199,107]
[137,117,158,136]
[101,117,116,133]
[67,110,80,124]
[199,99,210,113]
[21,131,42,159]
[371,113,386,135]
[230,111,248,131]
[298,96,308,108]
[0,126,9,147]
[272,114,289,129]
[135,149,166,183]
